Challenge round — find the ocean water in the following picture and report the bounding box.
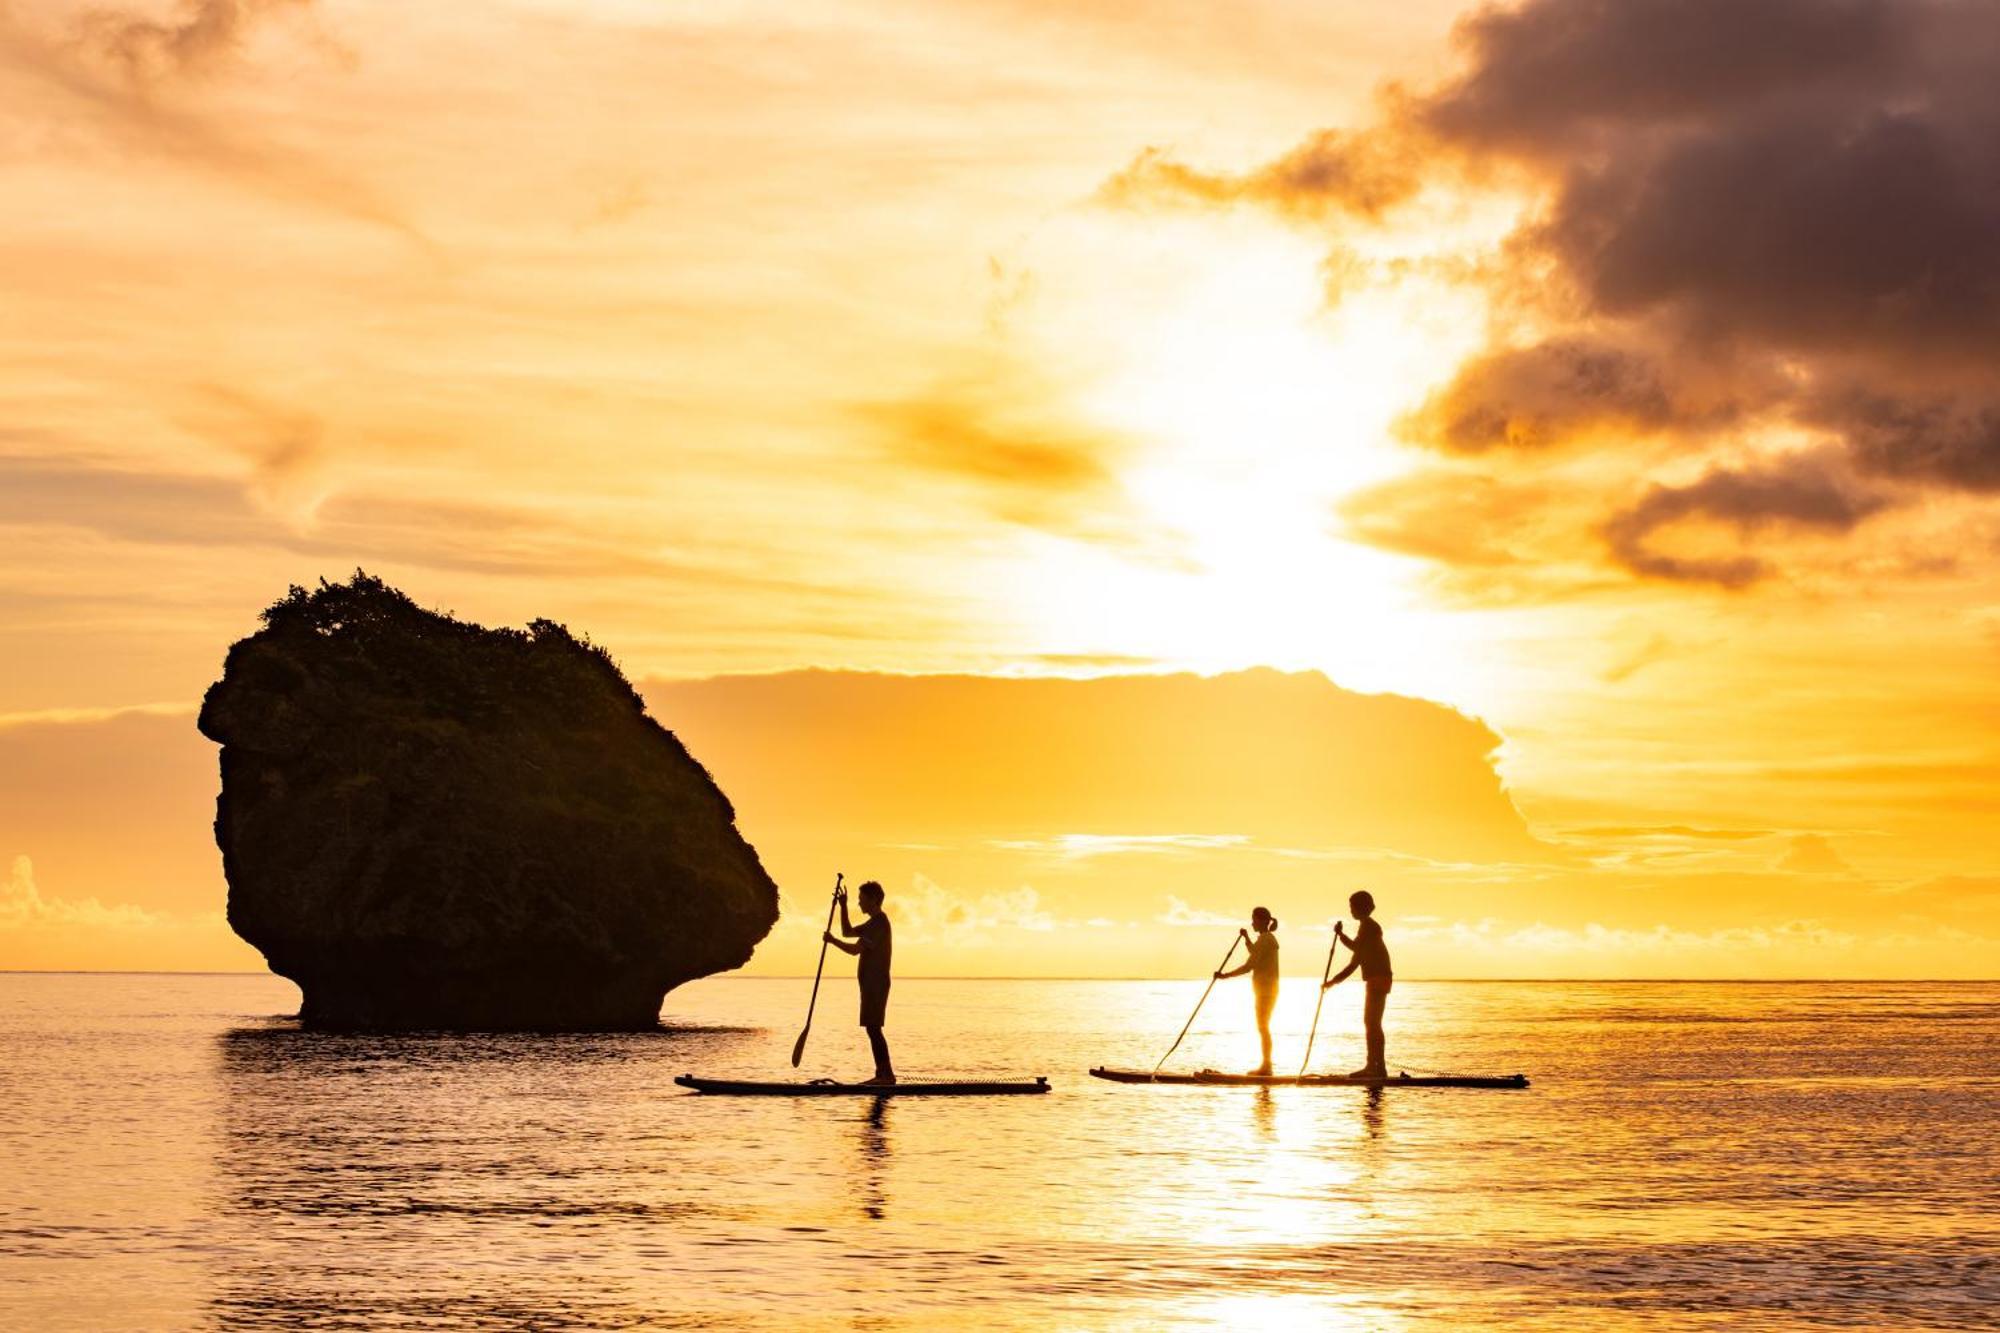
[1,973,1995,1330]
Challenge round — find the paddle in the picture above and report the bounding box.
[790,872,843,1068]
[1152,930,1243,1078]
[1299,921,1345,1076]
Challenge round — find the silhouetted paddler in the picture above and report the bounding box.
[1324,890,1392,1077]
[823,879,895,1084]
[1214,906,1280,1075]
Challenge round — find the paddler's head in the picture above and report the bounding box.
[858,880,885,914]
[1251,906,1276,934]
[1349,890,1375,920]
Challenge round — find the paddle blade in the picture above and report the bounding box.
[790,1027,809,1067]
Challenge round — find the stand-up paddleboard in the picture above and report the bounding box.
[1090,1067,1528,1089]
[676,1074,1051,1097]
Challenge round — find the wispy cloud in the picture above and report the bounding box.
[0,702,194,731]
[768,873,1069,943]
[81,0,310,85]
[1156,895,1239,928]
[1777,834,1852,876]
[896,876,1060,941]
[1401,916,1861,957]
[0,1,421,240]
[0,455,861,595]
[990,833,1249,859]
[181,384,329,519]
[856,364,1187,563]
[1100,132,1418,222]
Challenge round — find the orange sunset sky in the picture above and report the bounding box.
[3,0,1997,978]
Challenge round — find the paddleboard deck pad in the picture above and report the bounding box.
[676,1075,1051,1096]
[1090,1067,1528,1089]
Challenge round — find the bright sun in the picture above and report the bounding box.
[999,211,1499,710]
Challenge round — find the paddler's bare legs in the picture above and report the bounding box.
[1356,977,1391,1078]
[1215,906,1283,1075]
[1252,986,1277,1076]
[865,1025,896,1084]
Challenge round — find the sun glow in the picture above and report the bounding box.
[1001,214,1497,706]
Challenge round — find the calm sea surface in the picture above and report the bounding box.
[2,973,1995,1329]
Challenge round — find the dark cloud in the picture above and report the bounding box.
[1398,337,1748,453]
[1602,451,1895,587]
[1453,0,2000,486]
[1108,0,2000,586]
[1813,386,2000,492]
[1400,0,2000,367]
[1534,104,2000,365]
[1418,0,1908,153]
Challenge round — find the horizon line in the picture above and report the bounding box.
[3,970,1995,983]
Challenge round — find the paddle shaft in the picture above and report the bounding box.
[790,872,843,1067]
[1153,933,1242,1076]
[1298,926,1343,1076]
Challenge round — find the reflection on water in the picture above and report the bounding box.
[857,1098,891,1222]
[2,975,1998,1329]
[1250,1086,1276,1145]
[1361,1085,1385,1142]
[208,1024,764,1328]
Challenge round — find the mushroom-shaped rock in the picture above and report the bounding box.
[197,573,779,1030]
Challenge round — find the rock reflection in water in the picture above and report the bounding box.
[206,1022,756,1329]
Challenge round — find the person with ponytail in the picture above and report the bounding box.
[1214,906,1281,1075]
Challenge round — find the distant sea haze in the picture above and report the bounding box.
[3,973,1995,1329]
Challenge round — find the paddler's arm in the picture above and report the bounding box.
[1215,929,1253,979]
[837,893,858,937]
[1324,957,1359,989]
[823,931,860,956]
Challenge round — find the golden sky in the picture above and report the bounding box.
[3,0,1996,978]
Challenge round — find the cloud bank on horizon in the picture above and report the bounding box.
[5,666,1990,977]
